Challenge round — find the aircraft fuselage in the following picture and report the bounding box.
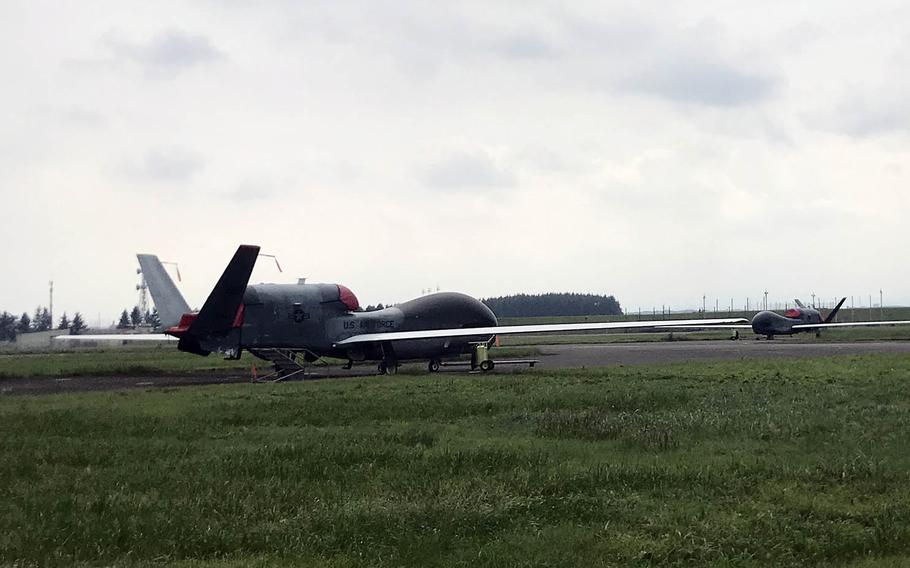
[188,283,498,363]
[751,308,823,337]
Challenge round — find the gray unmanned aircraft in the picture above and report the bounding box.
[666,297,910,339]
[61,245,747,374]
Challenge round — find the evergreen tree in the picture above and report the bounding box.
[146,307,160,328]
[117,310,131,329]
[130,306,142,327]
[17,313,31,333]
[58,312,70,330]
[0,311,17,342]
[32,306,51,332]
[70,312,87,335]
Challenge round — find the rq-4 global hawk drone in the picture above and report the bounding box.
[664,298,910,339]
[61,245,746,376]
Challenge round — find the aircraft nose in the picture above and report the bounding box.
[751,311,772,333]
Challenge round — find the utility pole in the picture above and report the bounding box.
[49,281,54,330]
[136,266,149,317]
[763,290,768,310]
[702,295,706,314]
[880,289,884,320]
[869,294,873,321]
[811,292,816,308]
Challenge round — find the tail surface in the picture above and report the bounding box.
[186,245,260,336]
[137,254,191,328]
[824,297,847,323]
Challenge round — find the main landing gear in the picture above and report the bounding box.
[378,360,398,375]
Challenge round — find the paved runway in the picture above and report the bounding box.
[4,340,910,395]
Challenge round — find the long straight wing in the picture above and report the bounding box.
[334,317,748,346]
[54,334,178,342]
[791,321,910,330]
[657,324,754,330]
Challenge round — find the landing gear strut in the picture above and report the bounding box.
[378,341,398,375]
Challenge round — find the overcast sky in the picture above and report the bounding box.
[2,1,909,325]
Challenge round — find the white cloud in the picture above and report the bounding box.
[103,29,225,76]
[420,151,514,191]
[1,0,909,321]
[119,147,206,183]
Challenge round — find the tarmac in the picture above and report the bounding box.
[3,340,910,396]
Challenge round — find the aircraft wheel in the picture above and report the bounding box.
[428,359,441,372]
[479,360,494,372]
[378,361,398,375]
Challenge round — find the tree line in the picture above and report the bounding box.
[481,293,623,318]
[0,306,87,341]
[116,307,160,329]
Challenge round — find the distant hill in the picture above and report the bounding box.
[482,293,623,318]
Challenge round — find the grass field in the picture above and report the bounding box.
[4,355,910,566]
[498,325,910,346]
[0,349,253,379]
[0,347,543,379]
[498,306,910,326]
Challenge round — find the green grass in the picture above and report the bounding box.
[498,326,910,346]
[499,330,733,345]
[0,349,254,379]
[499,306,910,326]
[0,348,543,379]
[4,355,910,566]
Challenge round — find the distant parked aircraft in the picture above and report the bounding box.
[666,297,910,339]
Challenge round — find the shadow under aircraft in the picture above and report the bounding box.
[667,298,910,339]
[60,245,745,376]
